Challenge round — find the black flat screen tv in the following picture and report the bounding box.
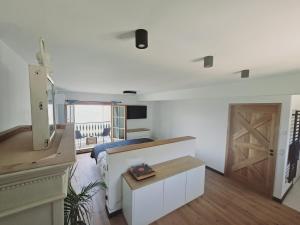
[127,105,147,119]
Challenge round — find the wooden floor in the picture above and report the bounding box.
[74,154,300,225]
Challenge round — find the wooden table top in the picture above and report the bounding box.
[0,125,75,175]
[123,156,204,190]
[107,136,196,154]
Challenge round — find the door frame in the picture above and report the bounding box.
[111,104,127,141]
[224,103,281,196]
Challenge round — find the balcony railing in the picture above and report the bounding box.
[75,121,111,137]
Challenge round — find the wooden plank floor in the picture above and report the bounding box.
[74,154,300,225]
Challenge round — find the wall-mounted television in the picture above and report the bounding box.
[127,105,147,119]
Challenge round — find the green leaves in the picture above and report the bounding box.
[64,165,106,225]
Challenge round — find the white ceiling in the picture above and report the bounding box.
[1,0,300,94]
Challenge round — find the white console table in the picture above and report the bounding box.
[122,156,205,225]
[0,125,75,225]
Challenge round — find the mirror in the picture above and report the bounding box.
[47,79,55,136]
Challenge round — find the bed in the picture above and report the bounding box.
[90,138,154,181]
[90,138,154,162]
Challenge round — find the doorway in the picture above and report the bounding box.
[225,104,281,196]
[66,103,112,151]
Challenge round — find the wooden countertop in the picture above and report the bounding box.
[127,128,150,133]
[0,124,76,176]
[123,156,204,190]
[107,136,195,154]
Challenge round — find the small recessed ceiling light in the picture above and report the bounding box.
[241,69,250,78]
[204,56,213,68]
[135,29,148,49]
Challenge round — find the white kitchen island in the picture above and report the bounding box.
[122,156,205,225]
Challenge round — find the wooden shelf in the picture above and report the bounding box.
[123,156,204,190]
[127,128,150,133]
[107,136,195,154]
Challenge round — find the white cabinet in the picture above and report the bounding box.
[122,161,205,225]
[0,125,75,225]
[122,179,133,225]
[122,179,164,225]
[126,130,151,140]
[134,181,164,225]
[186,166,205,202]
[164,172,186,214]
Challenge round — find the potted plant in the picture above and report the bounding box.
[64,166,106,225]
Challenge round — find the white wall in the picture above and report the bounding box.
[58,90,154,132]
[0,40,31,132]
[152,95,292,199]
[140,73,300,199]
[291,95,300,111]
[140,73,300,101]
[152,99,228,172]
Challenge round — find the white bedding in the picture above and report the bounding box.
[96,151,107,179]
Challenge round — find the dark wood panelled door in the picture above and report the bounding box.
[226,104,281,196]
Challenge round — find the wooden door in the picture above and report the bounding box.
[226,104,280,196]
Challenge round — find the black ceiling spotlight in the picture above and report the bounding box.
[241,69,250,78]
[135,29,148,49]
[123,90,137,95]
[203,56,213,68]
